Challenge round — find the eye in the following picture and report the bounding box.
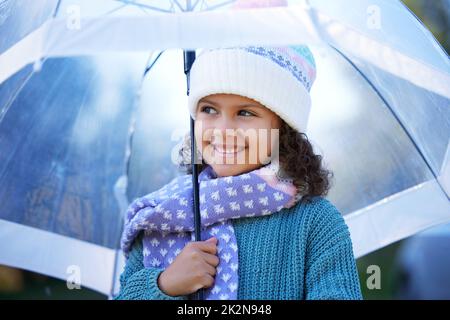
[238,110,256,117]
[200,105,218,114]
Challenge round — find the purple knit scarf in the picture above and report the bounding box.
[120,163,299,300]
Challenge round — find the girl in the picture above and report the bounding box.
[114,46,363,300]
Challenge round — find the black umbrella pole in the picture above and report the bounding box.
[184,50,204,300]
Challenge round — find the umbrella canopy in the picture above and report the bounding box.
[0,0,449,296]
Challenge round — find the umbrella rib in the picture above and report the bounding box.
[202,0,237,11]
[172,0,186,12]
[191,0,201,11]
[104,3,128,16]
[143,51,164,76]
[53,0,62,17]
[330,45,449,201]
[112,0,174,13]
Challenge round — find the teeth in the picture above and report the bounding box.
[213,145,245,154]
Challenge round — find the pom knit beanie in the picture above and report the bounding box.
[187,45,317,133]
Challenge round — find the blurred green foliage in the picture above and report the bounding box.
[0,266,107,300]
[402,0,450,53]
[356,241,404,300]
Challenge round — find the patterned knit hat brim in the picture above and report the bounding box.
[188,45,317,133]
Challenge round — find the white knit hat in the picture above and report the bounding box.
[187,45,317,133]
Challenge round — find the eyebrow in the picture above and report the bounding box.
[198,99,261,108]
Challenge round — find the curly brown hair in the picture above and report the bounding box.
[177,120,334,204]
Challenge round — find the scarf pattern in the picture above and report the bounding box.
[121,163,298,300]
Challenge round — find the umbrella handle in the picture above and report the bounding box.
[184,50,204,301]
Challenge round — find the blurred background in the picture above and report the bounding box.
[0,0,449,300]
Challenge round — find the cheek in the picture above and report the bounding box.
[194,119,215,149]
[254,118,279,140]
[268,116,281,143]
[255,117,280,155]
[194,122,201,144]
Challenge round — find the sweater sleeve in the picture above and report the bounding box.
[113,236,188,300]
[304,198,363,300]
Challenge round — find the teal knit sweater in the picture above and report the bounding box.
[114,196,362,300]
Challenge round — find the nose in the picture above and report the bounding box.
[210,113,236,134]
[210,116,241,145]
[213,113,238,131]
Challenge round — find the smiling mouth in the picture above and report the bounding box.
[212,144,246,157]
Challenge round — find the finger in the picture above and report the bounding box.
[202,261,217,277]
[201,252,220,267]
[205,237,217,243]
[195,239,217,255]
[201,274,215,289]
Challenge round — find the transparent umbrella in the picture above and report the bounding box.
[0,0,449,297]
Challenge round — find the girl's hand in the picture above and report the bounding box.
[157,237,219,297]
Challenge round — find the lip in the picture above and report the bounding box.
[212,144,246,157]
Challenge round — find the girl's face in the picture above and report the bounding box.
[194,93,281,177]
